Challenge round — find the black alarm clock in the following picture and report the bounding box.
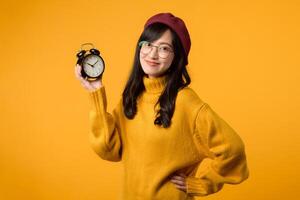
[76,43,105,81]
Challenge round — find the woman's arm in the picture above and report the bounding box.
[186,103,249,196]
[88,86,122,162]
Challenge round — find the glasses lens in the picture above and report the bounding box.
[139,41,151,54]
[139,41,173,58]
[158,45,173,58]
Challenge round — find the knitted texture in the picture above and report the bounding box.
[88,75,249,199]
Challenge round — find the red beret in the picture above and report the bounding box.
[144,12,191,64]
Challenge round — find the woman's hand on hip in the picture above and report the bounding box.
[169,173,187,192]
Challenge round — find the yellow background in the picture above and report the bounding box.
[0,0,299,199]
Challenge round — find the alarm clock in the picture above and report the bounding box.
[76,43,105,81]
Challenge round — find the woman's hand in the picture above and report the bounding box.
[170,173,187,192]
[74,64,103,92]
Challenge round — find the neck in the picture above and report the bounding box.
[143,74,167,94]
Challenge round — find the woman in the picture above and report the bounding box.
[75,12,249,200]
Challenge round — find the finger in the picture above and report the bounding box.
[174,185,187,192]
[74,65,79,79]
[80,76,92,85]
[79,77,88,85]
[172,183,187,191]
[77,65,84,79]
[174,184,187,190]
[170,179,186,186]
[171,175,185,181]
[75,65,83,80]
[91,81,101,89]
[80,79,94,90]
[77,64,82,73]
[179,173,187,178]
[85,79,98,90]
[80,81,89,90]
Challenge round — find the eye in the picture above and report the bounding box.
[144,42,151,47]
[159,45,172,52]
[139,41,150,47]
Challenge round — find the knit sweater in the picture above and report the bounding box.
[88,75,249,200]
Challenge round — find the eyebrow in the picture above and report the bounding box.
[156,42,173,47]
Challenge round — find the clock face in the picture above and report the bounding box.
[82,54,104,78]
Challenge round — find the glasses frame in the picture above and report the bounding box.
[138,41,174,59]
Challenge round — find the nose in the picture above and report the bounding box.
[148,47,159,59]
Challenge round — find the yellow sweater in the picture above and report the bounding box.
[88,75,249,200]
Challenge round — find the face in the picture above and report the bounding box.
[139,29,174,78]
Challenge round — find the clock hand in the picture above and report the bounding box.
[92,60,99,65]
[86,63,94,67]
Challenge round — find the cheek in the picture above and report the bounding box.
[139,53,145,66]
[164,56,174,69]
[139,52,146,61]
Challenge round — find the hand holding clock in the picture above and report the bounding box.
[75,64,103,92]
[75,43,105,92]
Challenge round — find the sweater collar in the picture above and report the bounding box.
[143,75,167,94]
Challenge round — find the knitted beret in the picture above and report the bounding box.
[144,12,191,64]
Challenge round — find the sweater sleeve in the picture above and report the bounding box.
[186,103,249,196]
[88,86,122,162]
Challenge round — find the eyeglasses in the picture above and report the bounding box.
[138,41,174,59]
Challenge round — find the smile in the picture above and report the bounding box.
[145,60,160,67]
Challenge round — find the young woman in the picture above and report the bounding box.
[75,13,249,200]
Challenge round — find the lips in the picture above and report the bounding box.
[145,60,160,67]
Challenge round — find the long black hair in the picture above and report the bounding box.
[122,23,191,128]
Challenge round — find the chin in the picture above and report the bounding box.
[145,71,166,78]
[141,67,156,75]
